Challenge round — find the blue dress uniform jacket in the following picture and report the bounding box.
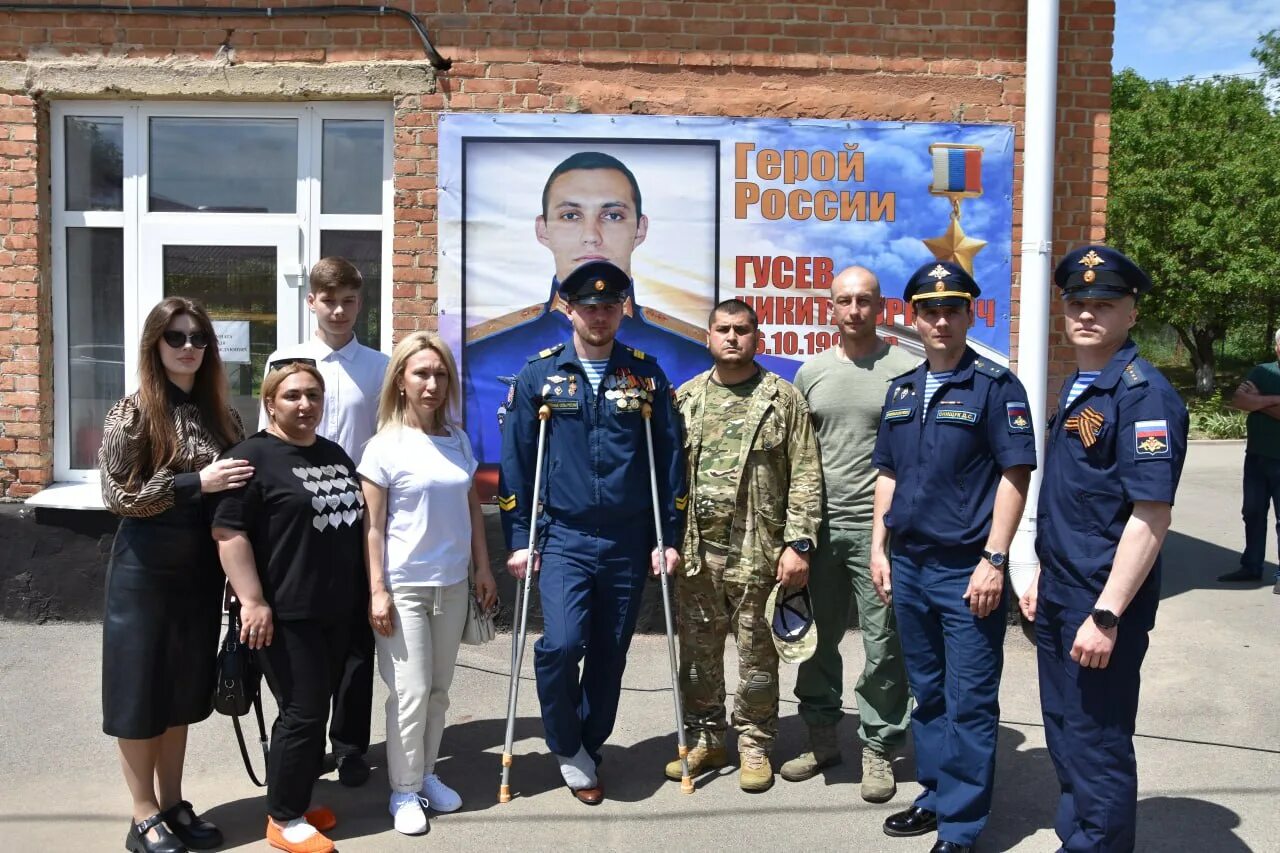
[465,280,712,466]
[1034,339,1187,853]
[872,345,1037,847]
[497,338,687,762]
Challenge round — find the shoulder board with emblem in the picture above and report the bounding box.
[528,343,565,363]
[622,344,655,363]
[972,358,1009,379]
[1122,361,1148,388]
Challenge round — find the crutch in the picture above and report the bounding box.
[642,402,694,795]
[499,403,552,804]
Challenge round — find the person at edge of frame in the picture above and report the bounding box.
[1222,327,1280,592]
[497,259,686,806]
[664,297,822,793]
[1021,245,1188,852]
[260,257,390,788]
[780,266,918,804]
[870,259,1037,853]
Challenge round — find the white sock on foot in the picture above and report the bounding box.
[557,745,597,788]
[278,817,318,844]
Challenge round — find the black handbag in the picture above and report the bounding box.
[214,597,268,787]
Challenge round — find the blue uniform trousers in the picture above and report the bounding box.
[534,518,650,762]
[1036,596,1149,853]
[892,552,1006,846]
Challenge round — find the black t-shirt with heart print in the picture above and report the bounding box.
[210,431,365,622]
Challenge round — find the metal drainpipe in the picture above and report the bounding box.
[0,3,452,70]
[1007,0,1059,599]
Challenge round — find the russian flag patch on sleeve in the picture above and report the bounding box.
[1006,402,1032,432]
[1134,419,1171,459]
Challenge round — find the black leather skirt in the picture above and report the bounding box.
[101,504,224,739]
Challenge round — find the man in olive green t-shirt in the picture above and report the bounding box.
[1223,330,1280,590]
[781,265,919,802]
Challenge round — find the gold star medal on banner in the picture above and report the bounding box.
[923,143,987,275]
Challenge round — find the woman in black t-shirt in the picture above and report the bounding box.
[211,360,365,853]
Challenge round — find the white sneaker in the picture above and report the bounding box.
[388,790,427,835]
[419,773,462,813]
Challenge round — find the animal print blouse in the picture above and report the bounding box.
[98,385,244,517]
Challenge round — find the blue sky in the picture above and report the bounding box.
[1113,0,1280,81]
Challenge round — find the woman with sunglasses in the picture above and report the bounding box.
[99,297,250,853]
[210,360,366,853]
[359,332,496,835]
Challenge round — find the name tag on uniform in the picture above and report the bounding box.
[935,407,979,425]
[546,399,580,413]
[883,405,915,422]
[1134,419,1171,459]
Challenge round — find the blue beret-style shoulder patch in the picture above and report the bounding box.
[529,343,565,362]
[972,358,1008,379]
[1122,361,1147,388]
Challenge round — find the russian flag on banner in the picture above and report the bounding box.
[931,145,982,195]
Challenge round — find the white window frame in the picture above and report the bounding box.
[45,100,394,491]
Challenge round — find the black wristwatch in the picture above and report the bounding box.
[981,549,1006,568]
[789,538,813,554]
[1091,608,1119,630]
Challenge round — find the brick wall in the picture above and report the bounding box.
[0,0,1113,497]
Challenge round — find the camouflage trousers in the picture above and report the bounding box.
[676,545,780,753]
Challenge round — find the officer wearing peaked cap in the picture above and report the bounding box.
[498,259,687,805]
[1022,246,1187,851]
[871,260,1038,853]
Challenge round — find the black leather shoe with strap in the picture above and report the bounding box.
[125,812,188,853]
[161,801,223,850]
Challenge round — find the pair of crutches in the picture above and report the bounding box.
[498,401,693,803]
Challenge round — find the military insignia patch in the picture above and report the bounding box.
[497,494,517,511]
[883,406,915,422]
[1006,402,1032,432]
[935,408,979,425]
[1134,419,1171,459]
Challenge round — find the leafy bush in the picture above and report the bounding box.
[1187,391,1248,440]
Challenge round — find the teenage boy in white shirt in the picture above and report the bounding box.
[260,256,391,786]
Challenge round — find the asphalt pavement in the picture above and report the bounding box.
[0,441,1276,851]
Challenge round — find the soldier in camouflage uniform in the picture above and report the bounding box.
[664,299,822,793]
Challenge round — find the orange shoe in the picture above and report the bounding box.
[303,806,337,832]
[266,817,335,853]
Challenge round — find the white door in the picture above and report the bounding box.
[140,222,309,429]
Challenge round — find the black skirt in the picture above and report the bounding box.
[102,505,224,739]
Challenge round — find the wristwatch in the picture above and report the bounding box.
[789,539,813,554]
[981,549,1006,568]
[1091,608,1119,629]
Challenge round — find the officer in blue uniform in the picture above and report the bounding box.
[1023,246,1188,852]
[499,259,686,805]
[466,150,714,466]
[870,260,1037,853]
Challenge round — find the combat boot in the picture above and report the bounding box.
[738,745,774,792]
[860,745,897,803]
[664,740,729,781]
[779,724,841,782]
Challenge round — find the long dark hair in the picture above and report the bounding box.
[132,297,238,486]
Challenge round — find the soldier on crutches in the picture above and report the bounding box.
[496,260,687,806]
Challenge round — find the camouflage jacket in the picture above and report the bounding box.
[676,367,823,584]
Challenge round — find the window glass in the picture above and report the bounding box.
[65,116,123,211]
[66,228,125,468]
[149,117,297,213]
[321,230,382,348]
[321,119,383,215]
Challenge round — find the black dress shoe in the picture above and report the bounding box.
[337,753,370,787]
[161,801,223,850]
[931,842,973,853]
[883,805,938,838]
[125,813,188,853]
[1217,568,1262,582]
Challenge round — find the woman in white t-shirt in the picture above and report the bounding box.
[358,332,497,835]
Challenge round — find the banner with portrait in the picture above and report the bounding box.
[438,114,1015,472]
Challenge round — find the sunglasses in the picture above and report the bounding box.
[269,357,318,371]
[161,330,210,350]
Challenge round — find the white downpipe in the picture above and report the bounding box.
[1008,0,1060,598]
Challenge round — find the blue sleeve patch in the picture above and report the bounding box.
[1006,402,1032,432]
[1134,419,1171,459]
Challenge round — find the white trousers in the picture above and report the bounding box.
[375,579,469,792]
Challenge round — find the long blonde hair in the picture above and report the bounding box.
[376,332,461,433]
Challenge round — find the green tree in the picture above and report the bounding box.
[1108,67,1280,392]
[1253,28,1279,79]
